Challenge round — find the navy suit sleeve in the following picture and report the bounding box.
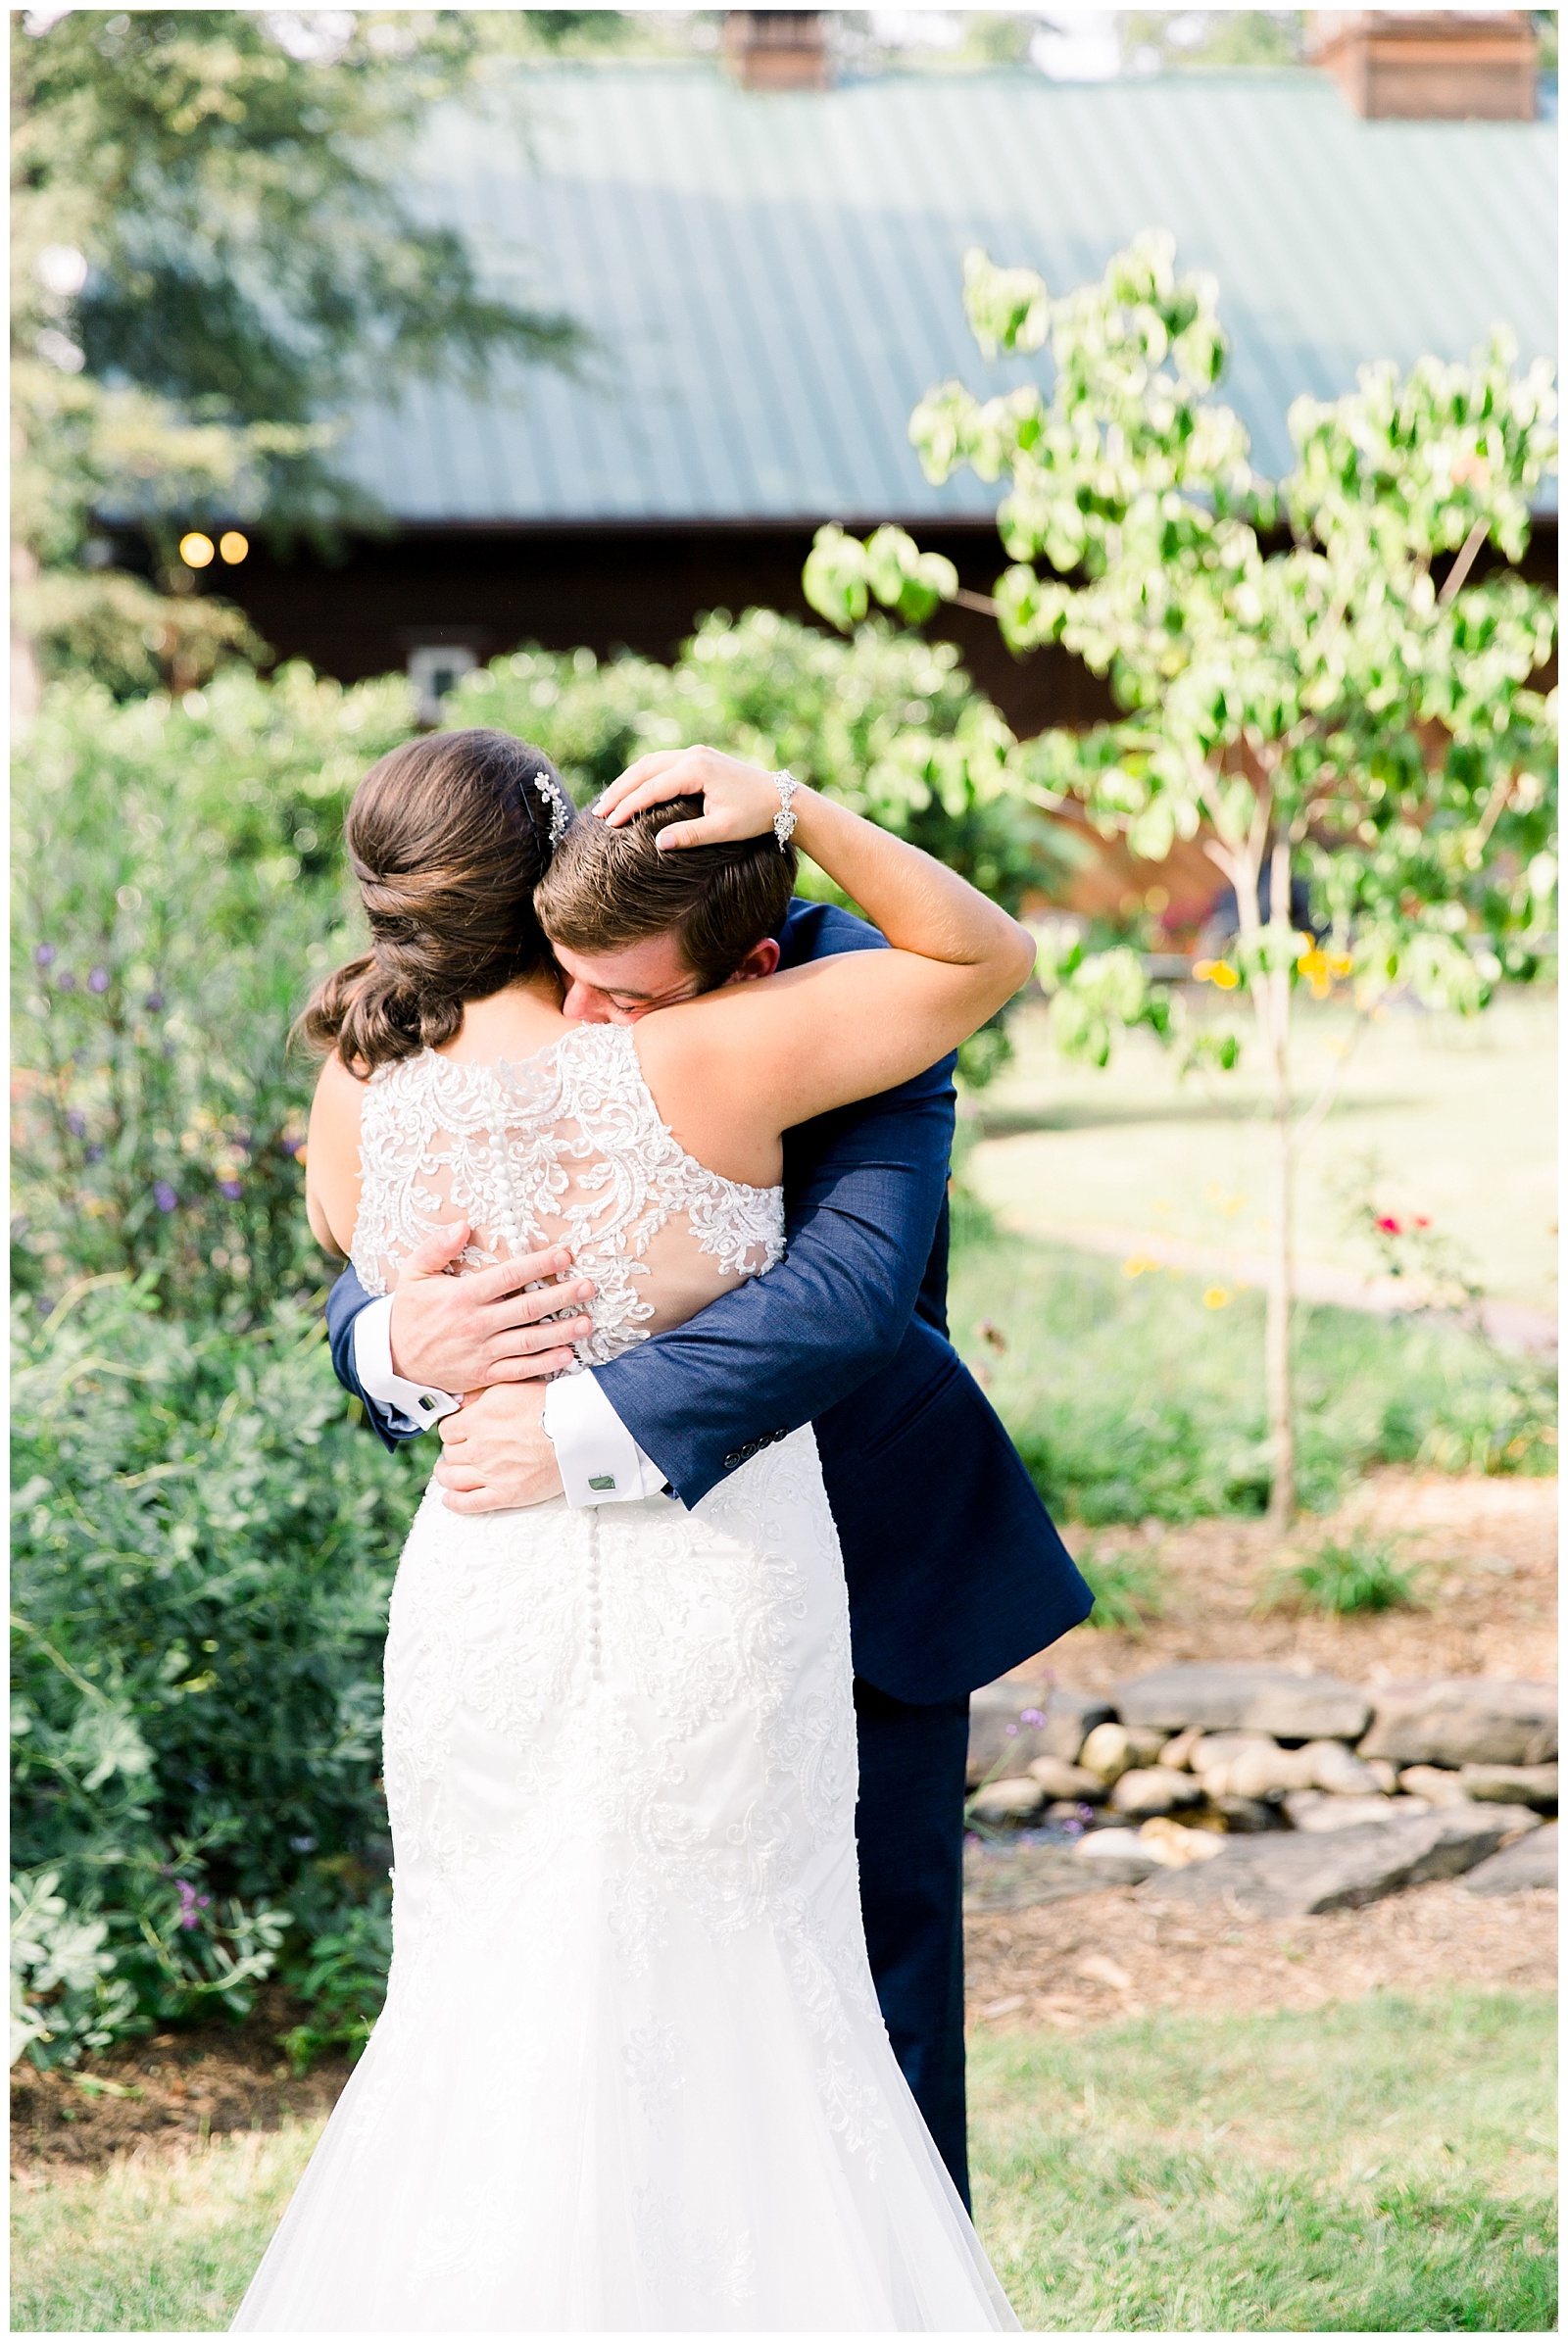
[325,1261,418,1455]
[593,909,956,1510]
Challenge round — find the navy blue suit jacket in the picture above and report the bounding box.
[325,899,1091,1703]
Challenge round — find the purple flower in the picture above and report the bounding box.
[86,1144,104,1163]
[1004,1722,1018,1737]
[153,1181,178,1213]
[87,967,110,994]
[57,970,76,992]
[280,1136,302,1158]
[172,1878,212,1930]
[219,1178,243,1199]
[146,992,164,1013]
[34,943,56,967]
[1018,1707,1046,1727]
[66,1109,86,1138]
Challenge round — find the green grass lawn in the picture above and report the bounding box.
[10,2122,318,2335]
[971,988,1556,1311]
[970,1989,1556,2333]
[949,1229,1556,1525]
[13,1990,1554,2332]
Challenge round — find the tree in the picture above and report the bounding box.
[808,232,1557,1528]
[11,10,583,702]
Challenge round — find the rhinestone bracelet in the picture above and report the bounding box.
[772,769,799,851]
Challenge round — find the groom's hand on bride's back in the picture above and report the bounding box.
[389,1222,595,1393]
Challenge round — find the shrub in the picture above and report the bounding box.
[11,666,413,1317]
[954,1236,1558,1527]
[1076,1541,1168,1633]
[455,608,1082,916]
[11,1277,422,2065]
[1266,1537,1424,1618]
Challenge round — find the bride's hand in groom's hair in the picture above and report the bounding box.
[595,747,785,850]
[387,1222,596,1392]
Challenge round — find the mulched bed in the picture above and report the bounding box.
[10,1989,353,2175]
[965,1874,1558,2032]
[1018,1469,1556,1691]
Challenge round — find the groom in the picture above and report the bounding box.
[323,755,1091,2205]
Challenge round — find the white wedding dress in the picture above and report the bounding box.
[233,1023,1016,2332]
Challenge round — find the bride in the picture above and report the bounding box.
[233,734,1034,2332]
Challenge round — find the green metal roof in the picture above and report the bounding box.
[343,64,1557,524]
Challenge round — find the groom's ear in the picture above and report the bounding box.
[721,938,781,987]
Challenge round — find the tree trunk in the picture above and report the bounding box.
[1264,835,1296,1533]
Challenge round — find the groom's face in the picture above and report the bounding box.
[555,933,780,1025]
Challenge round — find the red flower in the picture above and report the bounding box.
[1375,1215,1401,1235]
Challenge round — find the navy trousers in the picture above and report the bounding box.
[852,1680,972,2209]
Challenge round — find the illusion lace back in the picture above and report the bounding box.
[349,1023,788,1358]
[233,1024,1017,2333]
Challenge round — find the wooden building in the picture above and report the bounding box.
[211,8,1554,809]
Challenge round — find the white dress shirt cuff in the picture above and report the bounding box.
[543,1371,667,1506]
[352,1296,461,1435]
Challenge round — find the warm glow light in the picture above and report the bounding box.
[219,530,249,564]
[179,532,216,568]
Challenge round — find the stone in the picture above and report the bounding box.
[1139,1805,1538,1917]
[1158,1726,1204,1772]
[965,1682,1055,1786]
[1123,1727,1171,1764]
[1284,1791,1431,1831]
[1044,1799,1092,1825]
[1462,1823,1558,1896]
[969,1776,1046,1822]
[1458,1762,1558,1810]
[1365,1758,1399,1794]
[1397,1765,1471,1806]
[1116,1663,1370,1742]
[1109,1768,1205,1817]
[1208,1794,1287,1831]
[1190,1732,1276,1776]
[1303,1739,1382,1795]
[1035,1685,1119,1765]
[1200,1740,1319,1800]
[1359,1680,1557,1769]
[1074,1832,1160,1884]
[1026,1756,1105,1803]
[1079,1723,1134,1785]
[1139,1816,1226,1868]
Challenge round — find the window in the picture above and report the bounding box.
[407,643,478,726]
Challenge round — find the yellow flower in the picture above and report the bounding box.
[1202,1286,1232,1309]
[1122,1251,1160,1278]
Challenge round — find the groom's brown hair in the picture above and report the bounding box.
[535,795,798,992]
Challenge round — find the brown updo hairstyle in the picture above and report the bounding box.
[301,729,572,1075]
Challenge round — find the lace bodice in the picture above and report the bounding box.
[350,1022,786,1365]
